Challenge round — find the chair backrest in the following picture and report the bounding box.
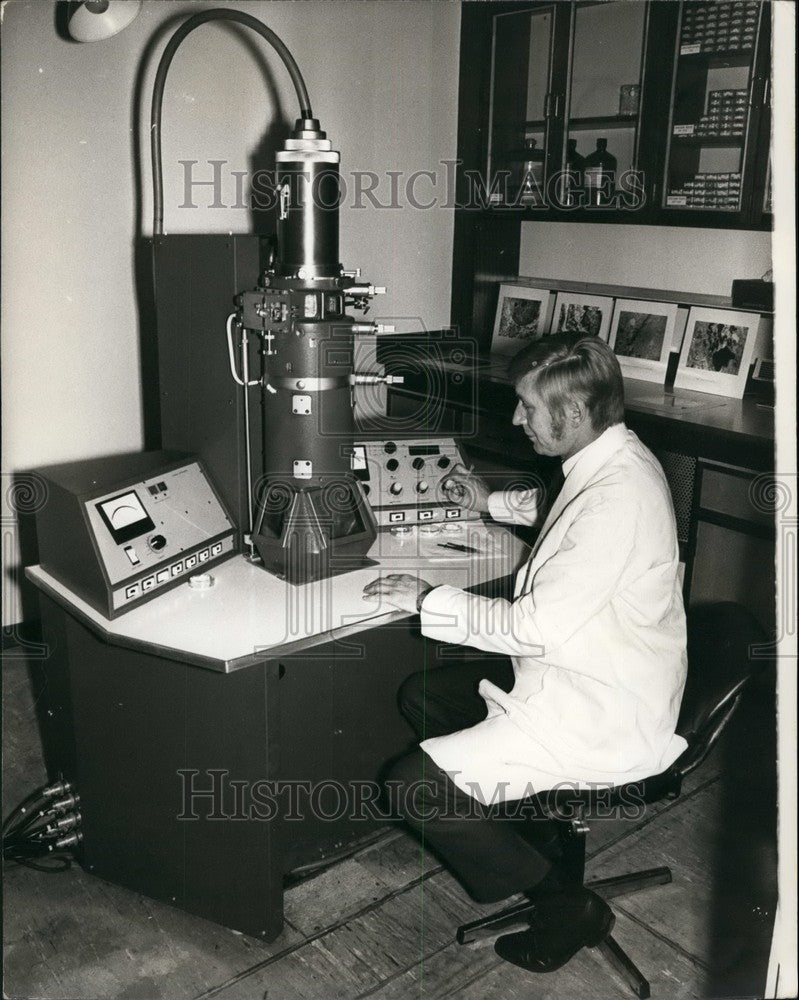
[673,601,770,778]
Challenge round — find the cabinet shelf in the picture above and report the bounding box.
[525,115,639,132]
[678,49,754,69]
[568,114,638,131]
[507,275,772,315]
[671,134,745,146]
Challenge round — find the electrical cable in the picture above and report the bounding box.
[2,788,50,836]
[150,8,313,234]
[3,780,81,873]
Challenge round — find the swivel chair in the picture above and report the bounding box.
[456,601,771,998]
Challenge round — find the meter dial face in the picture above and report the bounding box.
[96,491,155,545]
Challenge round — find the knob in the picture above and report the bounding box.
[386,458,399,472]
[384,441,397,454]
[437,456,451,469]
[411,457,425,470]
[362,484,370,495]
[389,482,403,495]
[148,534,167,551]
[416,482,429,494]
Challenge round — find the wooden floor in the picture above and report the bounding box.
[2,649,776,1000]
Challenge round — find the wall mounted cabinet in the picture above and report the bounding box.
[485,1,659,216]
[458,0,771,227]
[661,1,772,224]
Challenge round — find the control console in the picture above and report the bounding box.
[351,438,481,529]
[34,451,237,619]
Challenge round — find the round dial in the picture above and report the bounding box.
[386,458,399,472]
[411,457,425,470]
[437,456,451,469]
[384,441,397,454]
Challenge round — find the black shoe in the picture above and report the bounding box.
[494,888,614,973]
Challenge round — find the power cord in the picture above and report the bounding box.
[3,779,82,872]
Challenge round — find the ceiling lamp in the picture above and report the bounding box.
[68,1,142,42]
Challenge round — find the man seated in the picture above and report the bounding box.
[363,334,687,973]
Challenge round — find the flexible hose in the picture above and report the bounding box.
[151,8,313,234]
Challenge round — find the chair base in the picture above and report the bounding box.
[587,865,672,900]
[597,934,652,1000]
[456,866,672,997]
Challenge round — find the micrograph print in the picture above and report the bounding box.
[498,297,544,341]
[685,321,749,374]
[556,304,604,337]
[613,311,668,360]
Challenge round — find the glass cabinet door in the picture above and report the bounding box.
[562,1,649,209]
[487,5,559,207]
[663,0,768,215]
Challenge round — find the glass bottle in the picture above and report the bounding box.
[583,138,617,207]
[564,138,585,207]
[518,137,545,204]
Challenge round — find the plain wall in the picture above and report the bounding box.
[0,0,460,625]
[519,222,772,296]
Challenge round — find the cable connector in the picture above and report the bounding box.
[51,794,80,813]
[48,813,81,833]
[53,831,83,851]
[42,780,73,799]
[351,373,405,386]
[351,323,396,335]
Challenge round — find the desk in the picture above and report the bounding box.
[378,348,776,632]
[26,523,526,939]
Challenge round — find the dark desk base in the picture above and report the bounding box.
[38,595,452,939]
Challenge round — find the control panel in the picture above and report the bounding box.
[34,451,237,619]
[351,438,481,529]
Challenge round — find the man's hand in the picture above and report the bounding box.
[362,574,433,614]
[439,463,491,513]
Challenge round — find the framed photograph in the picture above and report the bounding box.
[491,285,552,356]
[609,299,678,384]
[550,292,613,341]
[674,307,760,398]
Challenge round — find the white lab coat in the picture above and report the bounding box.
[419,423,688,801]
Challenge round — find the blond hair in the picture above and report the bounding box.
[510,334,624,432]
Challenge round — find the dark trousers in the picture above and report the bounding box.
[385,656,558,904]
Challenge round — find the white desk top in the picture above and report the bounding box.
[27,522,527,672]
